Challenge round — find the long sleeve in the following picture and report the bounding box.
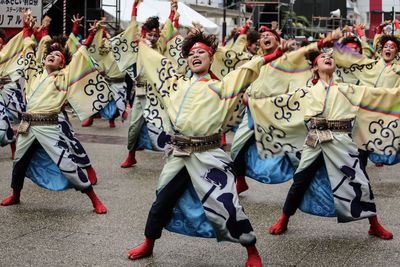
[0,31,25,81]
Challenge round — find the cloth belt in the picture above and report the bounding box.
[18,112,59,134]
[171,133,221,157]
[305,117,353,148]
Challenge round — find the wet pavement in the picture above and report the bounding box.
[1,114,400,266]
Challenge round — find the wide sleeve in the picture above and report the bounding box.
[347,84,400,164]
[108,20,140,73]
[248,42,318,98]
[211,45,250,79]
[0,31,25,81]
[86,28,106,63]
[230,34,247,53]
[64,33,113,121]
[22,36,41,93]
[248,87,309,159]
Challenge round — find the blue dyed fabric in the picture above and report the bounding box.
[25,146,72,191]
[299,165,337,217]
[99,99,117,119]
[369,152,400,165]
[136,123,153,150]
[166,182,216,239]
[245,142,295,184]
[247,108,254,130]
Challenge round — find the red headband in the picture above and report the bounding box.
[54,51,66,65]
[141,27,160,37]
[261,30,279,41]
[313,53,328,66]
[384,40,398,50]
[345,42,361,49]
[189,42,213,57]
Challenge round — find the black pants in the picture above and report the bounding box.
[11,139,92,193]
[145,167,191,240]
[358,149,369,168]
[283,153,325,216]
[233,135,255,177]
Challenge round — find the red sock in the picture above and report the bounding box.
[269,212,290,235]
[85,166,97,185]
[10,142,16,160]
[87,189,107,214]
[109,118,116,128]
[368,216,393,239]
[121,150,137,168]
[221,134,226,146]
[127,237,155,260]
[236,175,249,195]
[122,110,128,120]
[1,189,21,206]
[82,116,94,127]
[245,245,262,267]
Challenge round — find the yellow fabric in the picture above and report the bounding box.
[332,42,400,88]
[136,41,263,135]
[249,80,400,158]
[0,32,26,81]
[248,42,318,98]
[88,29,125,79]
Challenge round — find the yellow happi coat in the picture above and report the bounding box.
[249,80,400,220]
[135,41,264,243]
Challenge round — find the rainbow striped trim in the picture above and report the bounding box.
[208,82,248,100]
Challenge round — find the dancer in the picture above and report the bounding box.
[1,10,108,213]
[125,25,288,265]
[81,16,128,128]
[248,49,400,239]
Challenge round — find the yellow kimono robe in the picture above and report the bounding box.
[13,33,111,191]
[249,80,400,221]
[135,41,264,244]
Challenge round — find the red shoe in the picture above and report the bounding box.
[127,237,154,260]
[375,163,383,167]
[122,110,128,120]
[1,189,21,206]
[87,189,107,214]
[368,216,393,239]
[245,245,262,267]
[221,134,227,146]
[109,118,116,128]
[126,104,131,110]
[269,212,290,235]
[82,116,94,127]
[121,150,137,168]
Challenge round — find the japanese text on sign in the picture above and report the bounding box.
[0,0,42,28]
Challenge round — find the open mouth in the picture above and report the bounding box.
[264,40,271,46]
[385,52,391,57]
[324,60,332,66]
[48,58,55,63]
[192,59,202,66]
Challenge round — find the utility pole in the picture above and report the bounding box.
[223,0,227,40]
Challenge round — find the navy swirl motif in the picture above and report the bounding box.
[272,88,307,122]
[23,51,39,81]
[87,44,96,55]
[83,73,112,112]
[255,124,296,157]
[144,83,165,130]
[364,119,400,156]
[220,50,249,77]
[342,62,377,74]
[168,36,188,72]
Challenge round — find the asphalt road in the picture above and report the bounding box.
[1,114,400,266]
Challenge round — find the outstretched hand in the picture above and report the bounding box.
[72,14,84,25]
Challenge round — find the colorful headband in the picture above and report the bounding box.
[384,40,398,50]
[53,50,65,65]
[313,53,328,66]
[189,42,213,57]
[259,26,270,32]
[345,42,361,49]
